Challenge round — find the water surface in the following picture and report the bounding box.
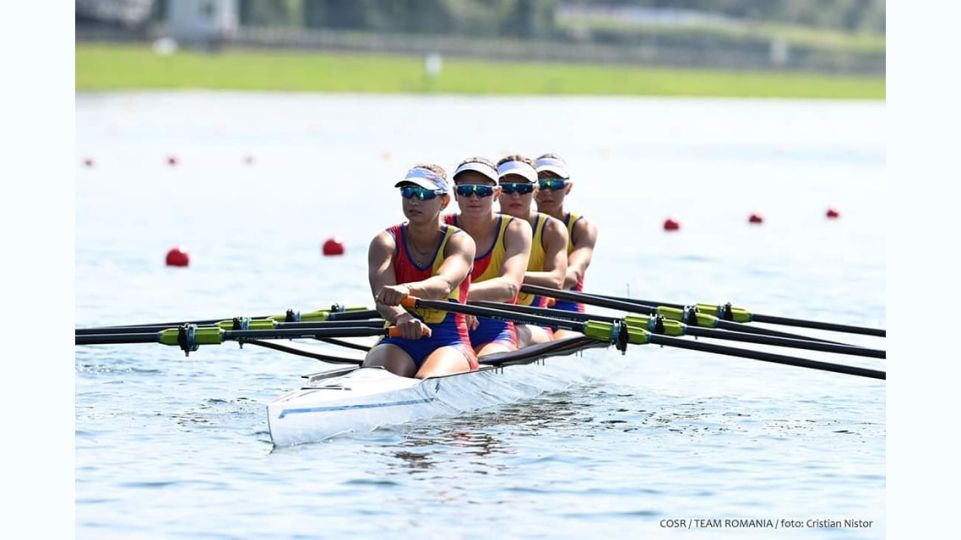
[76,93,885,539]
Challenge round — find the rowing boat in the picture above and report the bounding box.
[267,336,623,446]
[75,287,886,447]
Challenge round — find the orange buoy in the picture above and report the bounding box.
[663,218,680,232]
[748,213,764,224]
[165,247,190,267]
[826,208,840,219]
[322,237,346,256]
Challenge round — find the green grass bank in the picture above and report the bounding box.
[76,43,884,99]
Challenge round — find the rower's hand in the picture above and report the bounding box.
[376,284,411,306]
[395,313,431,340]
[465,314,479,330]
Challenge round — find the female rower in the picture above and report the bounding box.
[363,164,478,379]
[534,153,599,338]
[445,156,532,356]
[495,154,569,347]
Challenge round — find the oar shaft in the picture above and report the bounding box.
[75,333,162,345]
[523,285,850,346]
[688,327,885,359]
[521,284,655,315]
[714,320,848,346]
[650,334,885,380]
[406,298,586,332]
[76,319,387,335]
[469,301,611,323]
[750,314,886,337]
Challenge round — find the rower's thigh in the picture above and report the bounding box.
[364,344,418,378]
[415,347,473,379]
[521,325,553,346]
[476,341,514,356]
[552,329,581,340]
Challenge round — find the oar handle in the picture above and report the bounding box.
[386,326,430,338]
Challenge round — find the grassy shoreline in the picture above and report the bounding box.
[76,42,884,100]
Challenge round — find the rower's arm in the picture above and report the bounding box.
[367,232,410,324]
[467,218,532,302]
[522,217,568,290]
[405,232,475,300]
[564,218,598,289]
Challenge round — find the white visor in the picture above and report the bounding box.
[452,161,498,183]
[496,160,537,183]
[534,157,570,179]
[394,167,449,193]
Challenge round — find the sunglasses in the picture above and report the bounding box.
[538,179,568,191]
[400,186,443,200]
[455,184,496,198]
[500,183,535,195]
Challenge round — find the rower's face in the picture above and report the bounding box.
[401,189,449,224]
[534,172,571,212]
[498,174,537,217]
[453,171,499,215]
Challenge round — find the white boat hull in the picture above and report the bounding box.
[267,344,622,446]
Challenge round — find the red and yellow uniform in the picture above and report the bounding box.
[516,213,551,308]
[445,213,518,348]
[378,223,478,369]
[552,212,586,313]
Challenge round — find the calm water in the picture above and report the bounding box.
[76,93,885,539]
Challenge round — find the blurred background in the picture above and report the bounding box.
[76,0,884,97]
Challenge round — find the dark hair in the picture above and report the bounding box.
[497,154,535,168]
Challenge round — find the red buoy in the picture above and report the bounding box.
[748,213,764,224]
[322,237,346,256]
[83,157,94,167]
[826,208,840,219]
[663,218,680,232]
[167,155,178,166]
[244,154,254,165]
[165,247,190,267]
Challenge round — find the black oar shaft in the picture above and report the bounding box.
[650,334,885,380]
[713,320,847,345]
[410,298,585,332]
[476,300,882,358]
[688,327,885,358]
[76,320,387,335]
[522,285,847,345]
[469,301,610,323]
[324,309,381,321]
[521,284,655,315]
[750,314,886,337]
[76,333,161,345]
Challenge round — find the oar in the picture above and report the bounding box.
[76,319,387,336]
[77,305,378,332]
[470,301,885,359]
[590,292,885,337]
[519,285,849,345]
[76,323,421,356]
[402,297,884,380]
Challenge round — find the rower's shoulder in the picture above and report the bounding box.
[540,213,570,239]
[370,228,397,256]
[445,226,476,256]
[570,213,598,243]
[504,214,533,236]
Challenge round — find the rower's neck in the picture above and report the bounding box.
[542,206,566,221]
[455,212,499,236]
[406,219,443,247]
